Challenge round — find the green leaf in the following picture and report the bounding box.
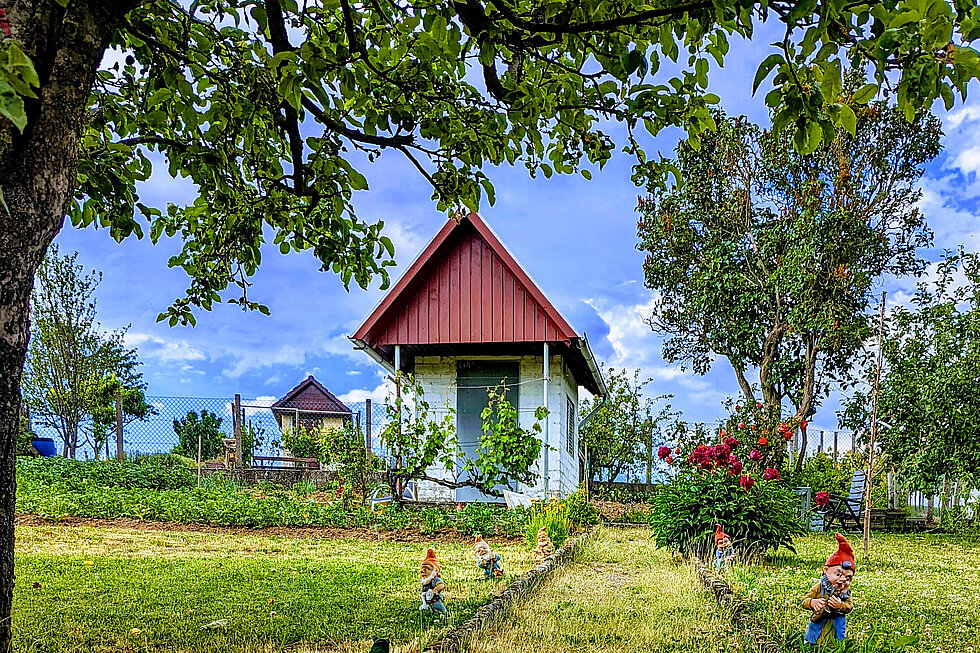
[753,54,784,94]
[888,10,920,28]
[821,59,842,103]
[839,104,857,135]
[146,88,173,109]
[852,83,878,104]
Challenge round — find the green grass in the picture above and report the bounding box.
[727,531,980,652]
[14,524,536,652]
[469,527,749,653]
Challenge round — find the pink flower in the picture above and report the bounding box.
[763,467,780,481]
[657,445,671,460]
[728,459,743,476]
[739,475,755,490]
[723,436,738,449]
[815,491,830,508]
[749,449,762,461]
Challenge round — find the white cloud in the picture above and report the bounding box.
[585,293,661,372]
[124,332,206,363]
[339,379,391,404]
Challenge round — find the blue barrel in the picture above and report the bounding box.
[31,437,57,457]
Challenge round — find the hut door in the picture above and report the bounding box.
[456,361,520,503]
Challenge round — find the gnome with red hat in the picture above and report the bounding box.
[801,533,855,644]
[713,524,735,571]
[419,548,447,614]
[474,535,503,579]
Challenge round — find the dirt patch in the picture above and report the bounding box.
[14,514,523,544]
[591,500,653,523]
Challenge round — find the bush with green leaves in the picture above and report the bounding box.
[16,413,35,457]
[523,498,571,549]
[649,467,806,556]
[172,410,224,461]
[279,425,320,459]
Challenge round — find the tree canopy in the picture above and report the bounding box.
[840,251,980,495]
[637,102,942,464]
[22,247,151,459]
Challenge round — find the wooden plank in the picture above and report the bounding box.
[450,241,461,342]
[418,279,429,344]
[439,251,451,342]
[494,255,504,341]
[460,234,471,341]
[470,235,482,342]
[503,270,514,341]
[514,286,525,342]
[481,244,492,342]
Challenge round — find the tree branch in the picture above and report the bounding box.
[484,0,713,35]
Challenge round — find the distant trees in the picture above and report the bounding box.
[840,251,980,501]
[22,247,151,458]
[579,368,673,483]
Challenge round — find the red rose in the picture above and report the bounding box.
[763,467,780,481]
[749,449,762,461]
[739,475,755,490]
[738,422,745,429]
[815,491,830,508]
[757,436,768,446]
[728,459,743,475]
[657,445,671,460]
[723,436,738,449]
[665,456,674,465]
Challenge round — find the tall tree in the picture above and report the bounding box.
[579,367,673,483]
[840,251,980,500]
[2,0,980,648]
[22,246,150,459]
[637,102,942,466]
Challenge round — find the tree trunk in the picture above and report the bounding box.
[0,3,136,649]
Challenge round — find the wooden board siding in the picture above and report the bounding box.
[356,215,577,347]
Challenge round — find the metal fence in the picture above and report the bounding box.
[26,395,393,462]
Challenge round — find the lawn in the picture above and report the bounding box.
[469,526,749,653]
[13,523,536,653]
[727,531,980,652]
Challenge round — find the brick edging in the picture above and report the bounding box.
[688,557,783,653]
[422,527,598,653]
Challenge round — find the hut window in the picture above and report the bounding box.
[565,396,575,455]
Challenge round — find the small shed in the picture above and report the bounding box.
[271,376,353,435]
[351,212,605,501]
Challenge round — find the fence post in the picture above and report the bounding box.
[851,431,856,454]
[833,431,838,461]
[365,399,372,462]
[818,430,824,453]
[234,394,242,470]
[115,389,124,461]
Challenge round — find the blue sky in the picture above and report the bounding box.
[53,29,980,436]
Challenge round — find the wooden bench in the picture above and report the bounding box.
[820,470,866,533]
[250,455,320,470]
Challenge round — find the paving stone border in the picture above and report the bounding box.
[689,556,785,653]
[422,527,598,653]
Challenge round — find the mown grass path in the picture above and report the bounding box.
[14,523,534,652]
[468,527,749,653]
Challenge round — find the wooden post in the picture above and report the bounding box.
[851,430,856,454]
[365,399,372,462]
[864,291,886,556]
[115,389,124,461]
[234,394,242,470]
[833,431,839,461]
[197,428,202,489]
[818,430,824,453]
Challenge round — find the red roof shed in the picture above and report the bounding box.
[351,213,605,396]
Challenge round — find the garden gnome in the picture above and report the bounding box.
[474,535,503,579]
[801,532,855,644]
[714,524,735,571]
[531,527,554,563]
[419,548,447,615]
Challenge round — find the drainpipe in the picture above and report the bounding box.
[543,342,550,498]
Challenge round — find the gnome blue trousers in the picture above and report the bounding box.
[804,615,846,643]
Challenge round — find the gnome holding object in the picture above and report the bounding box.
[419,548,447,615]
[714,524,735,571]
[474,535,503,579]
[531,527,555,564]
[801,533,856,644]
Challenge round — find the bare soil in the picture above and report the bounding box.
[14,514,523,544]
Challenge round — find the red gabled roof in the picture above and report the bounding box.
[353,212,579,346]
[270,376,351,414]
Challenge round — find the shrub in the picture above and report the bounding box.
[565,487,600,527]
[280,426,320,459]
[16,414,35,457]
[648,468,806,555]
[172,410,224,460]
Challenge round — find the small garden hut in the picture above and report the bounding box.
[271,375,353,435]
[351,212,605,502]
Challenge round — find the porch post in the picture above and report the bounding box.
[543,342,550,498]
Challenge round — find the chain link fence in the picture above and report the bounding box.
[25,395,393,463]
